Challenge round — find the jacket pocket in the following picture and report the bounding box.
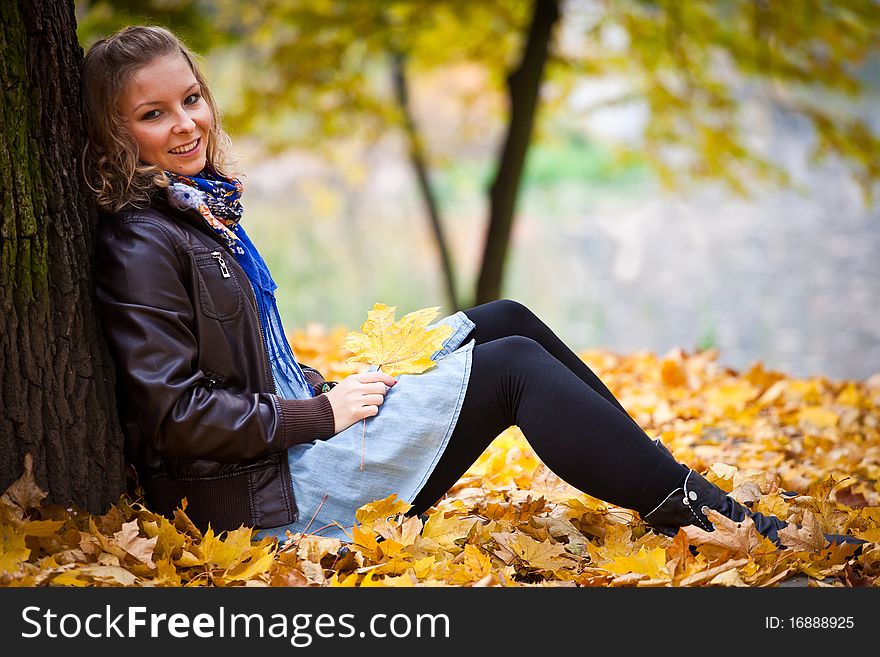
[194,250,244,321]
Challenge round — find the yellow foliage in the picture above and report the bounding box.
[343,303,452,376]
[603,547,669,580]
[1,337,878,588]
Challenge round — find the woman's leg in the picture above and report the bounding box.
[410,334,865,549]
[409,335,687,516]
[463,299,638,424]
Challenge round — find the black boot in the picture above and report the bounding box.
[643,466,865,550]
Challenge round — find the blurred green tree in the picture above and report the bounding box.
[77,0,880,310]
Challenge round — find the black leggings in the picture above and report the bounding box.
[408,300,687,517]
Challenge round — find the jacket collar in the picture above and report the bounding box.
[118,192,234,253]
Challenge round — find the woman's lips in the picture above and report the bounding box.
[169,137,201,156]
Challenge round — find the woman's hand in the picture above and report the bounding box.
[324,371,398,434]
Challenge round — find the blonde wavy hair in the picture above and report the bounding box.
[81,25,233,212]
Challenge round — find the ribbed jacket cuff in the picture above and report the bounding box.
[277,394,336,446]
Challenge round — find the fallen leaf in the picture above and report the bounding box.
[730,482,763,505]
[112,520,158,569]
[0,522,30,573]
[683,509,774,556]
[2,338,876,589]
[491,531,577,573]
[343,303,453,376]
[777,509,828,551]
[0,454,47,518]
[708,568,747,587]
[603,547,669,580]
[679,558,750,587]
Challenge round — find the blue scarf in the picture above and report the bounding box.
[164,170,314,400]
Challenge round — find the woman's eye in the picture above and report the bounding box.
[184,93,201,105]
[141,109,160,121]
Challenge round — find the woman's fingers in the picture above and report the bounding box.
[362,381,392,395]
[325,372,397,433]
[355,371,397,387]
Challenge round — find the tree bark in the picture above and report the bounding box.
[475,0,559,305]
[0,0,125,511]
[390,50,461,312]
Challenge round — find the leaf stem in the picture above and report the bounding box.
[360,418,366,471]
[360,365,382,471]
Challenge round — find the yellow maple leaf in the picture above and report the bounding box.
[351,523,381,560]
[420,513,480,552]
[20,519,66,538]
[355,494,412,526]
[755,492,793,520]
[378,538,407,560]
[152,556,182,586]
[199,527,253,570]
[359,570,415,587]
[446,544,493,585]
[225,550,276,582]
[343,303,452,376]
[173,550,202,568]
[604,546,668,579]
[141,515,187,559]
[409,555,437,579]
[50,569,90,587]
[329,572,359,587]
[492,531,576,572]
[0,522,30,573]
[706,462,738,492]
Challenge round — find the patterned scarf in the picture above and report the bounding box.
[165,169,314,400]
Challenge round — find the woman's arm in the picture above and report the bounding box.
[94,217,336,462]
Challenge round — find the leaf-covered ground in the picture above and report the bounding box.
[2,325,878,587]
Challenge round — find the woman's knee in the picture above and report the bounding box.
[487,298,538,327]
[480,334,546,366]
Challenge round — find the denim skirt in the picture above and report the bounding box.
[258,311,475,543]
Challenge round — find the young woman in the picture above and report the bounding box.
[84,26,863,550]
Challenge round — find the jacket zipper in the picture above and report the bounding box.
[210,251,231,278]
[245,276,277,394]
[168,202,277,395]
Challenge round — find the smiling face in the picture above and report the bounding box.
[120,52,213,176]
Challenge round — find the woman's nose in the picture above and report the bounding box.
[171,111,196,133]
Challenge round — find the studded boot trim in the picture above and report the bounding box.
[643,470,714,533]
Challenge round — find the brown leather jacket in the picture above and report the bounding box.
[93,199,336,532]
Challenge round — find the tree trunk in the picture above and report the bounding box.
[390,50,461,313]
[0,0,125,512]
[475,0,559,305]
